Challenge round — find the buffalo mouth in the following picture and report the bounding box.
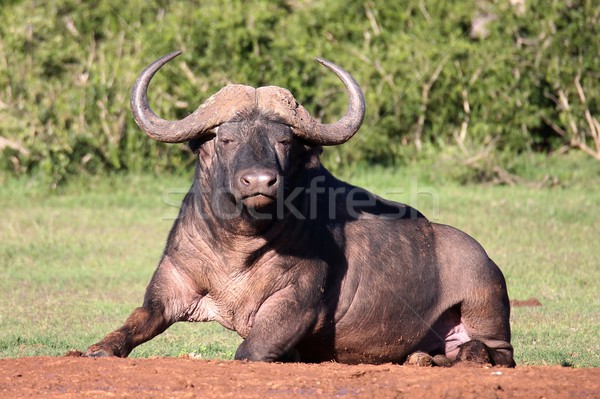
[241,193,276,209]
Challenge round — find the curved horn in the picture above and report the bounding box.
[291,58,366,146]
[130,51,255,143]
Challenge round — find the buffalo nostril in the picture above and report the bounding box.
[239,170,278,190]
[264,173,277,187]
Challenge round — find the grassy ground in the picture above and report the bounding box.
[1,155,599,366]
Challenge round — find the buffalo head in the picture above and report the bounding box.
[130,51,365,228]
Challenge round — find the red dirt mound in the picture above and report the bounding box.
[1,356,598,398]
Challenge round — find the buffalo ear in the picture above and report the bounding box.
[194,138,217,171]
[188,131,217,154]
[188,138,203,154]
[303,145,323,169]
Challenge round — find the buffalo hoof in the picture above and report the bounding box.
[277,349,301,363]
[404,351,434,367]
[432,354,452,367]
[455,340,492,366]
[84,347,115,357]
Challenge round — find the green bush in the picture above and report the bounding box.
[1,0,598,185]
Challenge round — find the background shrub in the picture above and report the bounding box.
[0,0,598,185]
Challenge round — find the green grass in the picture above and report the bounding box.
[1,157,599,366]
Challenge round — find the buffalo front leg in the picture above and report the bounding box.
[234,286,319,362]
[85,256,193,357]
[85,304,170,357]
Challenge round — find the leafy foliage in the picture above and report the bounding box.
[0,0,598,184]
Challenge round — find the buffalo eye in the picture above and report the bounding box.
[219,137,235,145]
[277,138,292,147]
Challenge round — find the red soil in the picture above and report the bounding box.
[1,356,598,398]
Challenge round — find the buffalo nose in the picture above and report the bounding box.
[239,170,278,191]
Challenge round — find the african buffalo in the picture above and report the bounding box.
[85,51,515,367]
